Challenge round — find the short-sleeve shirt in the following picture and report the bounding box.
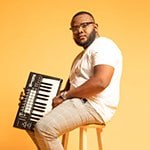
[69,37,123,122]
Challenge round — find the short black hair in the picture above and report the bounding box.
[71,11,95,25]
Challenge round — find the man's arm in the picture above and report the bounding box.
[64,64,114,99]
[60,79,70,93]
[52,79,70,108]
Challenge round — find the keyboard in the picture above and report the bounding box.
[13,72,63,131]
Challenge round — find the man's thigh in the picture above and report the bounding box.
[36,98,100,136]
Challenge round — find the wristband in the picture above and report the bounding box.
[60,91,68,100]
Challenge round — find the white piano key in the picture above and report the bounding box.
[32,110,45,116]
[34,103,46,108]
[35,98,48,104]
[38,90,50,96]
[30,117,40,122]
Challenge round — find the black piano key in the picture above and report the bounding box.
[34,101,47,106]
[33,108,45,112]
[37,93,49,97]
[34,105,46,109]
[31,113,43,117]
[40,85,52,89]
[36,96,48,101]
[30,116,40,121]
[39,88,51,93]
[41,82,53,86]
[32,110,45,116]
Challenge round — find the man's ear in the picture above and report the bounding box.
[94,23,98,32]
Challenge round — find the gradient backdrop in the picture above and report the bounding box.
[0,0,150,149]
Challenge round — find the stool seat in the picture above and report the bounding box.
[62,124,105,150]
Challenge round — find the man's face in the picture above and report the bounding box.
[70,14,98,48]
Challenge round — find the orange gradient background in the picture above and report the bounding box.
[0,0,150,149]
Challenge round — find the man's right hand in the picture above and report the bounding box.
[52,95,64,108]
[18,90,25,105]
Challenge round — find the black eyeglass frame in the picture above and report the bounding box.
[69,22,95,32]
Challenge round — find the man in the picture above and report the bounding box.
[26,11,122,150]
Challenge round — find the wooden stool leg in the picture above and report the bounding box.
[96,128,103,150]
[79,127,87,150]
[62,132,69,150]
[62,125,104,150]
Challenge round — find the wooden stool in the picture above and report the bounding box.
[62,124,105,150]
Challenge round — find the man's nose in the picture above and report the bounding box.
[78,26,84,33]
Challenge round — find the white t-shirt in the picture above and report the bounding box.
[69,37,123,122]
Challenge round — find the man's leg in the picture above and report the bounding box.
[26,130,41,150]
[33,98,104,150]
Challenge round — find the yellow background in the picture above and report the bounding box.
[0,0,150,149]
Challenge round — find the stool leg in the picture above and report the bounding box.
[79,127,87,150]
[62,132,69,150]
[96,128,103,150]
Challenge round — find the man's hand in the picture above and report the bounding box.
[18,90,25,106]
[52,96,64,108]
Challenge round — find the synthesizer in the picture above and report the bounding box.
[13,72,63,131]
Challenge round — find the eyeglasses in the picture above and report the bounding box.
[70,22,95,33]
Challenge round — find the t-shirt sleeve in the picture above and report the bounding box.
[92,40,119,68]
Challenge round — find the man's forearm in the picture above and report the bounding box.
[64,77,105,100]
[60,79,70,92]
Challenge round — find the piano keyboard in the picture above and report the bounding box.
[13,72,63,131]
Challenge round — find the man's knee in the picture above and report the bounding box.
[34,121,45,134]
[34,120,58,138]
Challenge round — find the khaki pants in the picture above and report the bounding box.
[27,98,104,150]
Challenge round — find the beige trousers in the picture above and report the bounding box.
[27,98,104,150]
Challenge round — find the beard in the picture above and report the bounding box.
[73,29,97,49]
